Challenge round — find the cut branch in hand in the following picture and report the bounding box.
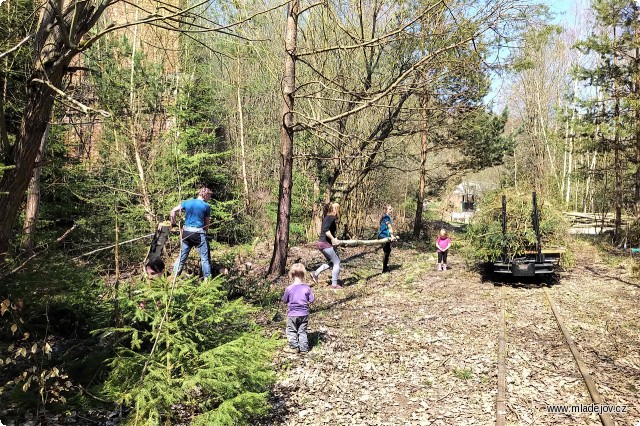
[334,236,398,247]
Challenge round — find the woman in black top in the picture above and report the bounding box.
[310,202,342,289]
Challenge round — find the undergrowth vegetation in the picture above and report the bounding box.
[99,276,278,425]
[0,249,280,425]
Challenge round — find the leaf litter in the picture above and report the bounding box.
[261,242,640,425]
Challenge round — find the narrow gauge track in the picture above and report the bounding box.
[496,283,615,426]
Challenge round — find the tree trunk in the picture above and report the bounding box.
[0,92,59,260]
[236,48,250,207]
[583,150,597,213]
[613,26,622,240]
[561,103,568,196]
[565,81,578,208]
[113,198,120,326]
[565,109,574,207]
[0,5,67,259]
[128,6,154,225]
[635,98,640,217]
[635,33,640,217]
[413,95,428,238]
[269,0,298,275]
[21,123,50,255]
[307,176,322,240]
[0,0,106,261]
[613,101,622,239]
[0,61,9,159]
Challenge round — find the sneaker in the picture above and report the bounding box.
[437,263,442,271]
[330,284,343,290]
[310,272,319,285]
[443,264,447,271]
[284,346,299,353]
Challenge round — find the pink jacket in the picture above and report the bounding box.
[436,237,451,252]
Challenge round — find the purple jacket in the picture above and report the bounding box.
[282,282,314,316]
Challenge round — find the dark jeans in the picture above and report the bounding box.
[286,315,309,352]
[173,230,211,278]
[382,240,391,272]
[438,250,448,264]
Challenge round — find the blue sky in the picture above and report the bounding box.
[546,0,573,21]
[485,0,589,108]
[545,0,589,26]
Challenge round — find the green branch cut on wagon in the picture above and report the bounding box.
[463,189,574,268]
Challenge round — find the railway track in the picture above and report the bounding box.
[496,283,616,426]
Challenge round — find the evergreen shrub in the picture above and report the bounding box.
[98,276,277,425]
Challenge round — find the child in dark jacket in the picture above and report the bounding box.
[282,263,315,353]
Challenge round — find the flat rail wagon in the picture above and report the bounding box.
[493,192,565,276]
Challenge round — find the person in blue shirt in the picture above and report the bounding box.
[170,187,213,278]
[378,205,395,273]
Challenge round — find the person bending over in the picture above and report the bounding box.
[170,187,213,279]
[145,258,165,279]
[310,202,342,289]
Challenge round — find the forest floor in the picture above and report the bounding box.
[258,240,640,426]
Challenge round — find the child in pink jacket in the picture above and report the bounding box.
[435,229,451,271]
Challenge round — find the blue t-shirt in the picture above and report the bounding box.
[181,198,211,228]
[378,214,392,238]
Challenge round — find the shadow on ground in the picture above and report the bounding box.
[476,262,560,288]
[308,330,328,349]
[312,292,362,313]
[584,265,639,288]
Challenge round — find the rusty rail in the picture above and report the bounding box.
[544,288,615,426]
[496,286,507,426]
[496,287,615,426]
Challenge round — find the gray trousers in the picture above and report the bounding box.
[286,315,309,352]
[315,247,341,285]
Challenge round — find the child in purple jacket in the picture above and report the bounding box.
[435,228,451,271]
[282,263,315,353]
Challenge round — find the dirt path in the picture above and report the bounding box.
[264,242,640,426]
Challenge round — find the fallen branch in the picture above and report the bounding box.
[334,237,398,247]
[0,224,78,279]
[72,233,154,260]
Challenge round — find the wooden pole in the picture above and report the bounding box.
[334,237,398,247]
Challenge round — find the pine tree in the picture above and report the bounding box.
[575,0,640,240]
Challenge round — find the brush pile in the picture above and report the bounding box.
[463,190,572,266]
